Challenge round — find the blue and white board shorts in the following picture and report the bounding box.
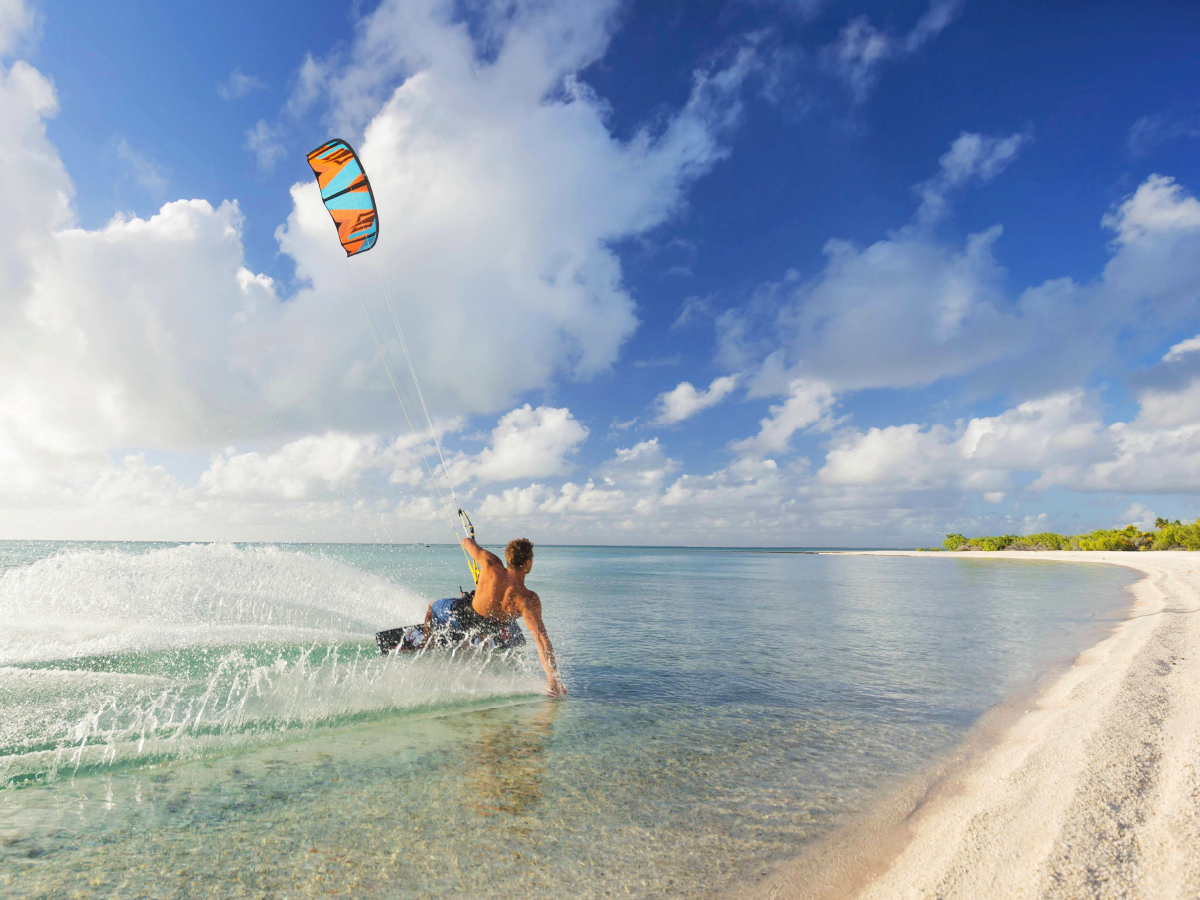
[429,596,466,630]
[427,596,526,650]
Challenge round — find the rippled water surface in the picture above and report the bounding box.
[0,542,1137,898]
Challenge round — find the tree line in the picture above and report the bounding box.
[933,518,1200,552]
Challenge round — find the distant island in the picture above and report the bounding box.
[926,517,1200,552]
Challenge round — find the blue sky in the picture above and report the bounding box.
[5,0,1200,545]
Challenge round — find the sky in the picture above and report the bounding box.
[4,0,1200,547]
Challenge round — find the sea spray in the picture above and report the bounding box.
[0,543,543,788]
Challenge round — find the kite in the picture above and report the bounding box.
[306,139,378,256]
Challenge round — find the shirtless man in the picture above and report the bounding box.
[423,537,565,697]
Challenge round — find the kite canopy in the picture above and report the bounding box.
[306,139,379,256]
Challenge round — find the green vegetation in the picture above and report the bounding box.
[938,518,1200,552]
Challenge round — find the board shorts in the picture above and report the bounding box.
[429,595,498,635]
[421,595,526,651]
[375,593,526,655]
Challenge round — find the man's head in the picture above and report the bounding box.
[505,537,534,572]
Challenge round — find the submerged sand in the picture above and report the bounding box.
[744,550,1200,900]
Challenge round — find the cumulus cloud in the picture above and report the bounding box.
[200,433,381,499]
[726,144,1200,409]
[731,222,1015,394]
[1162,334,1200,362]
[270,0,756,420]
[653,374,739,424]
[0,0,34,57]
[9,1,1200,546]
[1100,173,1200,244]
[597,438,680,491]
[818,392,1107,494]
[0,0,755,496]
[811,378,1200,504]
[468,405,588,483]
[733,378,835,456]
[478,441,791,540]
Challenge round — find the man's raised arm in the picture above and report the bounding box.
[461,537,499,568]
[521,592,566,697]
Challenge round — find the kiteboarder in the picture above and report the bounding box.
[306,141,566,694]
[423,538,566,697]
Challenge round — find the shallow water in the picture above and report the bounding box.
[0,543,1136,898]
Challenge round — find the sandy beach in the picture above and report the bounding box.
[745,550,1200,900]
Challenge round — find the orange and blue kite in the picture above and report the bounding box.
[306,139,378,256]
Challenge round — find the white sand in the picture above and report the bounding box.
[745,551,1200,900]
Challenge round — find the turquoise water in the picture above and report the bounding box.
[0,542,1137,898]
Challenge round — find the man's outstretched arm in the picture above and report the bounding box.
[521,592,565,697]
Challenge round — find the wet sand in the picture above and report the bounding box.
[743,550,1200,900]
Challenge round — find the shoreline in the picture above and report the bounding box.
[738,550,1200,900]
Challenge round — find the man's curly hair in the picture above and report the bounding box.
[505,537,534,571]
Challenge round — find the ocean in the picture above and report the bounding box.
[0,542,1137,898]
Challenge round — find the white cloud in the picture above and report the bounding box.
[0,56,72,301]
[733,223,1015,393]
[733,378,835,456]
[286,53,328,118]
[271,0,755,419]
[819,0,962,103]
[1162,333,1200,361]
[0,0,756,508]
[3,199,277,460]
[199,433,380,499]
[244,119,285,172]
[904,0,964,52]
[596,438,680,491]
[218,68,265,100]
[89,454,182,507]
[653,374,739,424]
[469,405,588,483]
[726,150,1200,410]
[1100,173,1200,245]
[114,138,168,196]
[916,130,1030,224]
[671,295,712,330]
[1129,110,1200,157]
[820,16,891,103]
[0,0,34,57]
[8,1,1200,546]
[809,378,1200,505]
[1121,502,1157,529]
[818,391,1107,494]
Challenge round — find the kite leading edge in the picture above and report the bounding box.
[306,139,378,256]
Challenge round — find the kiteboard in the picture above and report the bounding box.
[376,590,527,656]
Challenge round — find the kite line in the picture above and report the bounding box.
[305,138,478,583]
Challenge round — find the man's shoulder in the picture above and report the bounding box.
[506,583,540,605]
[518,586,541,611]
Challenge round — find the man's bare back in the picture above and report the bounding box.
[469,547,531,624]
[463,537,565,697]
